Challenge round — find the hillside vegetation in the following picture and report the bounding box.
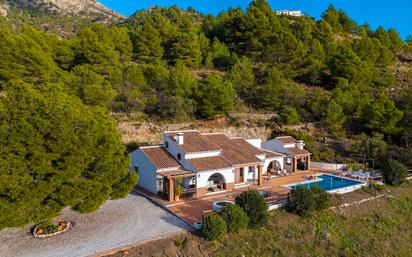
[0,0,122,36]
[0,0,411,229]
[113,184,412,257]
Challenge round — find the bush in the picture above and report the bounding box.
[221,205,249,232]
[36,220,59,235]
[383,159,408,186]
[202,214,227,241]
[311,185,330,210]
[287,185,315,217]
[281,106,300,125]
[235,190,268,228]
[288,185,330,216]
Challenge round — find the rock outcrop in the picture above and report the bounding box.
[0,0,123,18]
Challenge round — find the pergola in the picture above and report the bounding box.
[158,169,196,201]
[349,154,375,171]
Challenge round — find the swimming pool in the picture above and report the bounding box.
[287,174,366,193]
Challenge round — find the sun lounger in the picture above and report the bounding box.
[352,171,362,179]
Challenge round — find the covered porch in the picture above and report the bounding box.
[234,164,263,186]
[158,169,197,202]
[285,154,311,173]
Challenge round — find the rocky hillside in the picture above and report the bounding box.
[1,0,122,17]
[0,0,123,36]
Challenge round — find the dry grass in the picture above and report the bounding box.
[110,183,412,257]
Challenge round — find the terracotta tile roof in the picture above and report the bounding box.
[262,149,284,158]
[276,136,298,144]
[165,131,221,153]
[141,146,181,170]
[230,138,264,156]
[204,134,262,166]
[285,147,311,156]
[187,156,232,172]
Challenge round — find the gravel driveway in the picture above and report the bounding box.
[0,193,189,257]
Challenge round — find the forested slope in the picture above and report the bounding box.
[0,0,411,229]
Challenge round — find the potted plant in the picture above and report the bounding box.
[175,178,184,201]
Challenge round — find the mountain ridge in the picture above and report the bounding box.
[0,0,124,37]
[0,0,123,18]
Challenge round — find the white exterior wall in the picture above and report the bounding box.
[262,156,285,174]
[186,151,221,159]
[245,139,262,149]
[162,134,190,167]
[311,162,346,171]
[130,150,158,194]
[284,143,295,148]
[276,10,302,17]
[284,157,293,172]
[196,168,234,189]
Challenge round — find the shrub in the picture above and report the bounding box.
[174,238,183,247]
[288,185,331,216]
[383,159,408,186]
[235,190,268,228]
[221,205,249,232]
[202,214,227,241]
[281,106,300,125]
[311,185,330,210]
[287,185,315,217]
[36,220,59,235]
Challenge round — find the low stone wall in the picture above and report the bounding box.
[330,194,393,210]
[33,222,72,238]
[311,162,346,171]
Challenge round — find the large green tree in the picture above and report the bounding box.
[228,57,255,102]
[0,82,137,229]
[196,73,235,118]
[0,27,58,83]
[361,90,403,135]
[131,23,164,63]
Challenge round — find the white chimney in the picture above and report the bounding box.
[176,132,184,145]
[297,140,305,150]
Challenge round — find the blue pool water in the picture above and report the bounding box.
[288,175,364,192]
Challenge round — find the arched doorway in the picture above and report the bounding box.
[267,160,282,175]
[207,173,226,192]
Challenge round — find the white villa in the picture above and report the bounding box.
[130,130,311,202]
[275,10,302,17]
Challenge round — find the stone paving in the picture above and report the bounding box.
[164,171,319,224]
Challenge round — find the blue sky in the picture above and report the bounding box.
[99,0,411,39]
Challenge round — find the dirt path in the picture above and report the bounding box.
[0,193,189,257]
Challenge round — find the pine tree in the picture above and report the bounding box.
[167,32,202,67]
[258,67,285,110]
[0,81,137,229]
[228,57,255,102]
[196,73,235,118]
[321,100,346,132]
[131,23,164,63]
[205,38,232,69]
[361,90,403,135]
